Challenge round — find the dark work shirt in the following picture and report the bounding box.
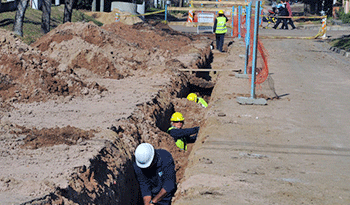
[168,127,199,142]
[133,149,176,202]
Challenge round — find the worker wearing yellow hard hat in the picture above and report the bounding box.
[187,93,208,108]
[167,112,199,151]
[213,10,228,52]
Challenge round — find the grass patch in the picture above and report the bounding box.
[330,35,350,51]
[0,5,102,44]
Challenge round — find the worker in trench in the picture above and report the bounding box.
[133,143,177,205]
[167,112,199,151]
[187,93,208,108]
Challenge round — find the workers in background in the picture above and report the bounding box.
[187,93,208,108]
[273,0,289,29]
[285,0,296,30]
[213,10,228,52]
[133,143,177,205]
[167,112,199,151]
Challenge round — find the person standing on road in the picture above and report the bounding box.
[187,93,208,108]
[213,10,228,52]
[285,0,296,29]
[167,112,199,151]
[133,143,177,205]
[273,0,288,29]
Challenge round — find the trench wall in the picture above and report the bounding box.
[22,43,212,204]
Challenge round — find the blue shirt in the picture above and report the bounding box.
[168,127,199,142]
[133,149,176,202]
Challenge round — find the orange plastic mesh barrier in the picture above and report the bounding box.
[239,11,269,85]
[232,15,239,38]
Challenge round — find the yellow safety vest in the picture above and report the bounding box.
[197,97,208,108]
[167,127,188,151]
[215,16,227,34]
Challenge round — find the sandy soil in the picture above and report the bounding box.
[173,28,350,205]
[0,20,213,204]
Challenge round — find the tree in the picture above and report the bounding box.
[64,0,74,23]
[13,0,30,37]
[41,0,51,33]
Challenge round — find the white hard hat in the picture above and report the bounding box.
[135,143,155,168]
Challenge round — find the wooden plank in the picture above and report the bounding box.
[179,68,241,72]
[167,7,235,12]
[191,1,248,5]
[167,22,213,26]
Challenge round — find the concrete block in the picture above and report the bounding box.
[340,50,346,56]
[236,97,267,105]
[111,2,137,13]
[235,73,249,79]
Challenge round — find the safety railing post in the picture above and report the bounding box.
[165,3,167,22]
[231,6,234,37]
[238,6,242,39]
[244,2,251,75]
[250,1,260,99]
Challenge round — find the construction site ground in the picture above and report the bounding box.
[172,28,350,205]
[1,9,350,205]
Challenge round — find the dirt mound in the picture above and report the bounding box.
[32,22,181,80]
[14,125,96,149]
[102,21,193,53]
[85,8,143,25]
[0,29,106,104]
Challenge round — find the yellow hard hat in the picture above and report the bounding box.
[171,112,184,122]
[187,93,197,102]
[218,10,224,14]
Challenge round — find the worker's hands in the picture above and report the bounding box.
[194,126,200,132]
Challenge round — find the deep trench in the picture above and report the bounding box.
[23,46,216,205]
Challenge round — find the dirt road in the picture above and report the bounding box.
[173,33,350,204]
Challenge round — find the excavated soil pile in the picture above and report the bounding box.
[0,21,214,204]
[0,30,106,104]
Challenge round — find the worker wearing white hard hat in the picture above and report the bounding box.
[133,143,176,205]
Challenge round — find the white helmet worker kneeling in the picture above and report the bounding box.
[167,112,199,151]
[133,143,177,205]
[187,93,208,108]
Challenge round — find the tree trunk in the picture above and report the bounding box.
[13,0,30,37]
[63,0,74,23]
[92,0,96,11]
[41,0,51,34]
[100,0,104,12]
